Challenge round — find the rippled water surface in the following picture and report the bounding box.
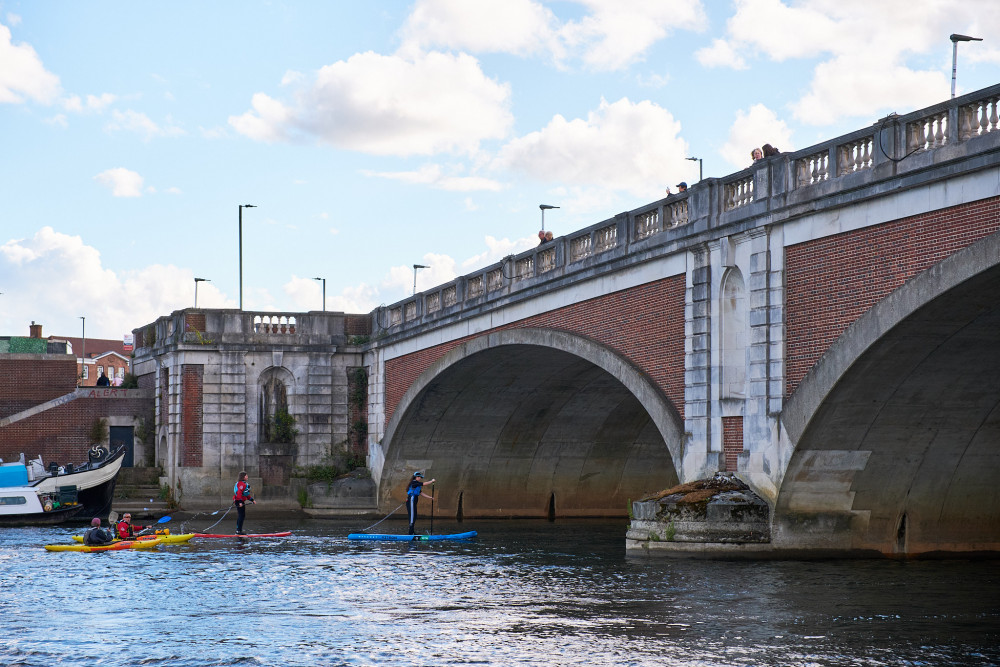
[2,518,999,666]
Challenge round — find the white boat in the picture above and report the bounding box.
[0,446,124,526]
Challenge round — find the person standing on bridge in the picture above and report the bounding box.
[406,471,436,535]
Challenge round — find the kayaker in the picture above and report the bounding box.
[405,471,436,535]
[83,517,114,545]
[233,471,256,535]
[115,513,144,539]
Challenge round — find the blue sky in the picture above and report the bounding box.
[1,0,997,340]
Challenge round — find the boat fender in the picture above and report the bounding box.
[43,500,53,512]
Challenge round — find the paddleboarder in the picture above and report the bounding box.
[233,471,256,535]
[406,471,435,535]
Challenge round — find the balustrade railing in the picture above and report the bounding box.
[370,83,1000,334]
[253,314,297,334]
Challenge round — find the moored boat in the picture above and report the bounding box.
[0,445,125,525]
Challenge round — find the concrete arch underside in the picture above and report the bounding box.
[379,329,682,518]
[776,232,1000,555]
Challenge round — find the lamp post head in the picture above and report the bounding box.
[539,204,559,210]
[413,264,429,270]
[194,277,209,283]
[242,204,257,208]
[951,34,983,42]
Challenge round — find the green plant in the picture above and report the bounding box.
[146,325,157,346]
[649,531,660,542]
[664,521,676,542]
[347,335,370,346]
[297,487,310,508]
[121,372,139,389]
[191,328,213,345]
[349,367,368,405]
[88,418,108,444]
[268,409,298,443]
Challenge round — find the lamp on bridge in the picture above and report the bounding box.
[194,277,210,308]
[79,316,86,386]
[313,277,326,311]
[412,264,429,295]
[238,204,257,311]
[950,33,982,99]
[539,204,559,231]
[686,156,703,183]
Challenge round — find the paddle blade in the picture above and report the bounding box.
[157,516,172,523]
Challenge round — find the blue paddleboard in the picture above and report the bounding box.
[348,531,478,541]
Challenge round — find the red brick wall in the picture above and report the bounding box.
[180,365,203,467]
[345,314,372,336]
[722,416,743,472]
[159,371,169,432]
[0,357,77,419]
[384,275,686,424]
[185,312,206,333]
[785,196,1000,396]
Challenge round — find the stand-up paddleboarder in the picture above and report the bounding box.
[233,471,256,535]
[406,472,436,535]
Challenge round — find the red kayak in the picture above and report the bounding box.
[193,531,292,538]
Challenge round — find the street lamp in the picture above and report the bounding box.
[79,316,86,385]
[686,156,703,183]
[238,204,257,310]
[413,264,429,295]
[539,204,559,231]
[313,277,326,311]
[194,278,210,308]
[951,33,982,98]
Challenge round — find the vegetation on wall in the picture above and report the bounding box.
[267,408,298,444]
[88,418,108,444]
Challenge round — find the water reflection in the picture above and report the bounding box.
[1,518,998,666]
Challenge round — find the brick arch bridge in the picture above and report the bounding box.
[378,328,683,517]
[365,85,1000,554]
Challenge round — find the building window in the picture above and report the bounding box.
[117,367,125,378]
[98,366,104,378]
[82,365,89,380]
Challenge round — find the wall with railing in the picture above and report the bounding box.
[374,84,1000,338]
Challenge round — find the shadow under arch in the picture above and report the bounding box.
[775,231,1000,554]
[378,328,683,518]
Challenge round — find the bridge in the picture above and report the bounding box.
[366,85,1000,555]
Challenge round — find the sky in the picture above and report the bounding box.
[1,1,998,341]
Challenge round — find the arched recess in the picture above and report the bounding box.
[258,366,296,443]
[378,328,683,518]
[774,232,1000,554]
[720,267,748,400]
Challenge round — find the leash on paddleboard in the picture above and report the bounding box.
[177,505,235,533]
[198,505,234,532]
[355,501,405,532]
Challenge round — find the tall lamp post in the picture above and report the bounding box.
[313,277,326,311]
[238,204,257,310]
[951,33,982,98]
[539,204,559,231]
[413,264,428,295]
[194,277,210,308]
[686,156,703,183]
[79,316,86,385]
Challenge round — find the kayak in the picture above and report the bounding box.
[193,531,292,538]
[45,538,164,552]
[348,531,478,541]
[72,533,195,545]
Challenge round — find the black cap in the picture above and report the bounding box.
[676,182,687,188]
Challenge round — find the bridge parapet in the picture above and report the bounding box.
[376,83,1000,341]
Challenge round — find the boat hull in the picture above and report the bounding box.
[72,533,195,545]
[45,537,163,553]
[0,503,85,527]
[31,446,124,521]
[193,532,292,539]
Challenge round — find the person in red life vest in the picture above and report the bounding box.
[115,513,145,539]
[233,471,256,535]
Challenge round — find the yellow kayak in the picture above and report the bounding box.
[71,532,195,545]
[45,538,164,552]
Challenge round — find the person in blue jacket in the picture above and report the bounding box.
[406,472,436,535]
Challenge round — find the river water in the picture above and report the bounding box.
[1,517,998,666]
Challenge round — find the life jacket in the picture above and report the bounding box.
[116,520,132,539]
[406,480,422,498]
[233,480,253,502]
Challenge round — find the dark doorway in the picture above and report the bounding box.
[110,426,135,467]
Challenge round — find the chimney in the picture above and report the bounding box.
[29,322,43,339]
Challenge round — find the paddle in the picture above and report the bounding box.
[430,483,435,534]
[135,515,172,537]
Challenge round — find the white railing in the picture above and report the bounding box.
[537,247,556,274]
[724,175,754,210]
[594,224,617,253]
[404,302,417,322]
[906,110,948,152]
[960,94,1000,140]
[515,256,533,280]
[253,314,297,334]
[389,307,402,326]
[667,199,689,227]
[635,209,660,239]
[426,292,440,314]
[443,285,458,308]
[570,235,592,262]
[837,136,873,176]
[467,275,484,299]
[796,150,829,188]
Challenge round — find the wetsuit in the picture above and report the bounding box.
[233,479,254,534]
[406,479,425,535]
[83,527,113,545]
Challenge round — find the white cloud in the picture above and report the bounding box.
[0,227,215,339]
[165,187,182,195]
[397,0,558,58]
[459,235,538,270]
[0,23,61,104]
[94,168,145,197]
[397,0,707,72]
[362,163,504,192]
[230,51,513,157]
[558,0,707,71]
[496,97,688,199]
[6,13,22,27]
[695,39,747,70]
[106,109,184,139]
[720,104,793,169]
